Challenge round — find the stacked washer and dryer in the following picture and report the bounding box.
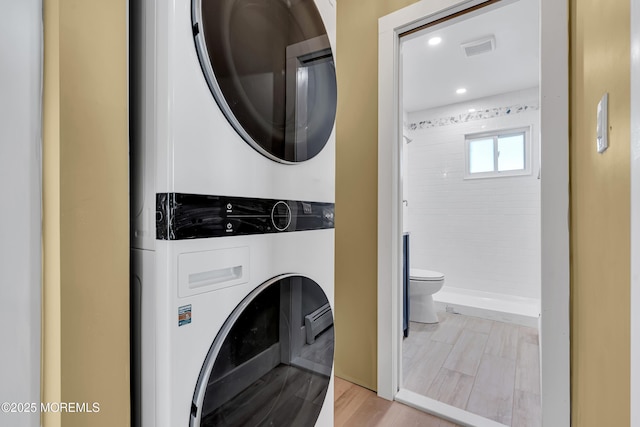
[130,1,337,426]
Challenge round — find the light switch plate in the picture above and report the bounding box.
[597,93,608,153]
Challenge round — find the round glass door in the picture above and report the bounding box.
[190,275,334,426]
[192,0,337,163]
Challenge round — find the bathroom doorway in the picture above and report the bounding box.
[401,1,540,424]
[378,0,569,426]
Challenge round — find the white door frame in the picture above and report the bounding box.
[377,0,570,425]
[630,0,640,424]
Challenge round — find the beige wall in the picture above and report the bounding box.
[335,0,419,390]
[43,0,61,424]
[570,0,630,425]
[43,1,130,426]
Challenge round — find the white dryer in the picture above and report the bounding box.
[132,207,335,427]
[131,0,337,251]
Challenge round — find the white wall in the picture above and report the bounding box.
[406,87,541,300]
[0,1,42,426]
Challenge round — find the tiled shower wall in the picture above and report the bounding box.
[405,87,541,299]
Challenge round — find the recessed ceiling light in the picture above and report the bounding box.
[456,88,467,95]
[428,37,442,46]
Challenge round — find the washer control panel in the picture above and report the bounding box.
[156,193,334,240]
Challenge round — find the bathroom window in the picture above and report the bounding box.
[464,127,531,179]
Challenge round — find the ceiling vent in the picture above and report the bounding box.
[461,35,496,57]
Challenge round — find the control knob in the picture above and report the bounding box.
[271,201,292,232]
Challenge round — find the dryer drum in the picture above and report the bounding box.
[190,274,334,426]
[192,0,337,163]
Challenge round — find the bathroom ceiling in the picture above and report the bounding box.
[402,0,539,113]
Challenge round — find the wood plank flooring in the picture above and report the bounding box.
[334,376,459,427]
[402,312,541,426]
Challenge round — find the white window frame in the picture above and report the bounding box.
[464,126,532,179]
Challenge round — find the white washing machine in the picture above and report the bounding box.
[132,224,335,427]
[130,2,337,425]
[131,0,337,251]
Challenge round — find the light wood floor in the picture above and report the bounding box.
[334,376,459,427]
[403,312,541,426]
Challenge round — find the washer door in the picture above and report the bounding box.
[190,275,334,426]
[192,0,337,163]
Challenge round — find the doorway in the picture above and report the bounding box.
[377,0,569,426]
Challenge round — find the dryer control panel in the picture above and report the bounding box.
[156,193,334,240]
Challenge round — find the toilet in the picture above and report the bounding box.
[409,268,445,324]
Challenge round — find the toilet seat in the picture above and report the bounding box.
[410,268,444,282]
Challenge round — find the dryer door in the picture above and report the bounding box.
[192,0,337,163]
[190,275,334,426]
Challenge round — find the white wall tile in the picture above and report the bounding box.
[405,88,541,299]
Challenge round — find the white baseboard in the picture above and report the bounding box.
[433,287,540,327]
[395,388,509,427]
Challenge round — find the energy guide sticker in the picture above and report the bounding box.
[178,304,192,326]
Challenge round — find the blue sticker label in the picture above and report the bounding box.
[178,304,192,326]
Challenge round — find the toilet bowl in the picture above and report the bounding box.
[409,268,445,324]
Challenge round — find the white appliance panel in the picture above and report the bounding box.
[138,231,334,427]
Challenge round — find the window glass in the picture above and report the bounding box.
[469,138,495,173]
[498,134,525,171]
